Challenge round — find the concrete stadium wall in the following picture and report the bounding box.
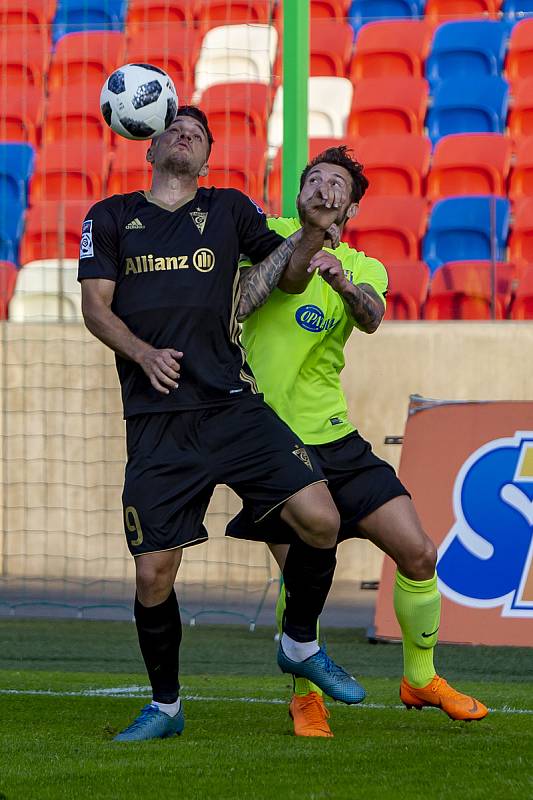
[0,321,531,591]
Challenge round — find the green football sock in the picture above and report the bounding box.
[276,580,322,697]
[393,570,441,689]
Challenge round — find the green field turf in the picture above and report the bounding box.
[0,620,532,800]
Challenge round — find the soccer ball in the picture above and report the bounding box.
[100,63,178,140]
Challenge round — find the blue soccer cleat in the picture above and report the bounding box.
[278,645,366,705]
[113,703,185,742]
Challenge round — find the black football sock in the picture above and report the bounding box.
[282,538,337,643]
[134,589,182,703]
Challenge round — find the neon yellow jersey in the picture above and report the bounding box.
[241,217,388,445]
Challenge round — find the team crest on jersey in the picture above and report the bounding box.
[80,219,93,259]
[292,445,313,471]
[437,431,533,618]
[190,208,208,234]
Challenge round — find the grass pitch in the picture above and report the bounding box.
[0,620,532,800]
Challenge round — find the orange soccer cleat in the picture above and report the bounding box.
[400,675,489,721]
[289,692,334,738]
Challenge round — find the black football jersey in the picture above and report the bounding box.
[78,188,284,418]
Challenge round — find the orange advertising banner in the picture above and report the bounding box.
[374,397,533,647]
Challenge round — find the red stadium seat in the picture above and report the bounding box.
[354,134,431,196]
[384,261,430,320]
[44,84,111,146]
[506,19,533,88]
[424,260,513,320]
[195,0,273,31]
[48,32,126,93]
[309,20,354,77]
[350,21,432,80]
[19,201,89,263]
[196,83,271,142]
[508,78,533,139]
[509,136,533,202]
[126,26,200,100]
[510,264,533,319]
[0,30,49,90]
[425,0,502,22]
[30,140,109,203]
[427,133,512,201]
[0,261,17,320]
[0,0,55,28]
[344,196,427,261]
[199,137,267,199]
[309,0,352,18]
[126,0,195,34]
[107,138,152,195]
[0,86,44,146]
[347,78,428,137]
[508,197,533,267]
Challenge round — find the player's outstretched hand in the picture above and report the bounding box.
[308,251,348,293]
[138,347,183,394]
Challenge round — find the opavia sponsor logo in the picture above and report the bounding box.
[437,431,533,618]
[295,304,338,333]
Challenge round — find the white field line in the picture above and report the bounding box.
[0,686,532,715]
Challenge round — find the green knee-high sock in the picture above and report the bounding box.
[276,580,322,697]
[393,570,441,688]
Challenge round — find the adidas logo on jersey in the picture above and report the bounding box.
[125,217,145,230]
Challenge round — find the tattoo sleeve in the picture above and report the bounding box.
[340,282,385,333]
[237,232,301,321]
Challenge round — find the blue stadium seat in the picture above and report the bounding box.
[348,0,424,31]
[0,144,35,209]
[502,0,533,21]
[53,0,127,42]
[0,197,25,264]
[426,77,509,145]
[423,196,510,273]
[426,21,508,87]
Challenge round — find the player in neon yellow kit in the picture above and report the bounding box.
[228,147,488,737]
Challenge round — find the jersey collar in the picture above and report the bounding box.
[143,190,197,212]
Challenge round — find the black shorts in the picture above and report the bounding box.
[226,430,410,545]
[121,395,325,556]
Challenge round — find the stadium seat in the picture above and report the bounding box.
[502,0,533,21]
[350,20,432,80]
[424,260,513,319]
[348,0,425,31]
[31,141,109,203]
[0,86,44,146]
[344,196,427,261]
[0,0,56,28]
[505,19,533,86]
[309,20,354,77]
[426,77,509,145]
[0,260,17,320]
[354,134,431,195]
[426,21,508,87]
[8,259,82,322]
[383,261,430,319]
[507,77,533,137]
[125,0,195,33]
[427,133,512,200]
[126,26,200,100]
[0,144,35,208]
[196,83,271,142]
[198,138,266,199]
[268,78,353,156]
[107,138,152,195]
[194,24,278,94]
[510,264,533,318]
[347,77,428,137]
[44,84,111,145]
[52,0,127,42]
[508,136,533,201]
[508,197,533,266]
[19,201,89,263]
[0,30,50,91]
[195,0,273,31]
[48,31,126,92]
[423,196,510,273]
[0,196,25,263]
[425,0,502,22]
[308,0,352,17]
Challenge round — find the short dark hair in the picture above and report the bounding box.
[299,146,369,204]
[175,105,215,155]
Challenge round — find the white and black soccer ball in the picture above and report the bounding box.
[100,63,178,140]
